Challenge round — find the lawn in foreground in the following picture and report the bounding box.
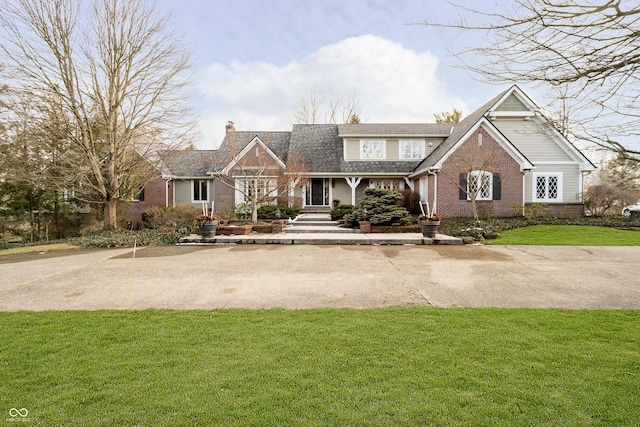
[1,308,638,426]
[488,224,640,245]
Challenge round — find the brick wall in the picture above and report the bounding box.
[120,177,171,227]
[213,178,236,216]
[535,203,585,218]
[436,127,523,218]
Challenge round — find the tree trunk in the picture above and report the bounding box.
[103,198,118,229]
[251,189,259,224]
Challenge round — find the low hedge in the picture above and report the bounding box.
[68,229,187,248]
[257,204,300,220]
[330,204,354,221]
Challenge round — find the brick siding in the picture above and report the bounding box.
[120,177,171,227]
[436,128,523,218]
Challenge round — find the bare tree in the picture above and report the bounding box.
[434,108,463,124]
[421,1,640,161]
[291,86,362,124]
[0,0,194,229]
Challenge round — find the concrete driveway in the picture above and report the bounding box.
[0,245,638,310]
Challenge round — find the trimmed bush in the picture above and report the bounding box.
[344,188,412,227]
[257,204,300,220]
[401,189,422,215]
[141,206,202,232]
[330,204,355,221]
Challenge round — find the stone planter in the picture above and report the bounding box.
[359,220,371,233]
[200,221,219,239]
[420,221,440,238]
[216,225,252,235]
[271,220,286,233]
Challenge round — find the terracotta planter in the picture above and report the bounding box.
[420,221,440,238]
[200,221,219,238]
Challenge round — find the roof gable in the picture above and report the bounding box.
[487,85,536,118]
[221,135,287,174]
[431,118,534,171]
[494,93,530,112]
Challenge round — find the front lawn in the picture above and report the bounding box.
[1,309,638,426]
[488,225,640,245]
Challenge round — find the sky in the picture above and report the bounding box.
[158,0,519,149]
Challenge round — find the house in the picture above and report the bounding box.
[147,85,595,219]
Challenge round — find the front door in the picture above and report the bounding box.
[311,178,324,205]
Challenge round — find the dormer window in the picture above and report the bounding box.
[399,139,425,159]
[360,139,385,159]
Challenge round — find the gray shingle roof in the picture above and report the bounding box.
[158,150,218,177]
[289,124,343,173]
[289,124,422,174]
[338,123,453,137]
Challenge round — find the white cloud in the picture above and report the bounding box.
[195,35,467,148]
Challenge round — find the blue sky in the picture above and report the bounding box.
[159,0,516,148]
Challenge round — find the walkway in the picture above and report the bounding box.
[179,213,463,245]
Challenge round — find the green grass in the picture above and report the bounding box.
[1,309,638,426]
[488,225,640,245]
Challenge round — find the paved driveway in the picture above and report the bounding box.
[0,245,638,310]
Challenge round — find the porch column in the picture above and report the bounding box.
[288,177,301,207]
[403,177,414,191]
[345,177,362,205]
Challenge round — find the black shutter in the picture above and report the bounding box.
[493,173,501,200]
[459,173,467,200]
[138,187,145,202]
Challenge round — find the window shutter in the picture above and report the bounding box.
[459,174,467,200]
[138,187,145,202]
[493,173,501,200]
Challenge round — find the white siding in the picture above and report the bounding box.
[492,119,573,162]
[344,138,360,160]
[524,164,582,203]
[344,137,444,160]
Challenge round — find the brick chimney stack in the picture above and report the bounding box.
[225,121,236,133]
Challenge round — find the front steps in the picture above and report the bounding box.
[284,213,355,234]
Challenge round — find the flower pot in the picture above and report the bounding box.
[200,221,219,239]
[421,221,440,238]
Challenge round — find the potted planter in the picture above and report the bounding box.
[420,220,440,238]
[419,214,442,238]
[200,220,219,238]
[195,211,221,239]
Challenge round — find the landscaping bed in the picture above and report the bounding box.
[370,225,420,233]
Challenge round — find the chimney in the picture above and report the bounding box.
[225,121,236,133]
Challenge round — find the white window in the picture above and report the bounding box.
[399,139,425,159]
[468,171,493,201]
[192,180,209,202]
[235,178,277,205]
[368,179,404,191]
[533,173,562,202]
[360,139,385,159]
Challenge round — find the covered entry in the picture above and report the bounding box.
[305,178,330,206]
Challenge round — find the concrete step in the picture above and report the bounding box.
[294,213,332,222]
[283,225,355,234]
[288,220,339,227]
